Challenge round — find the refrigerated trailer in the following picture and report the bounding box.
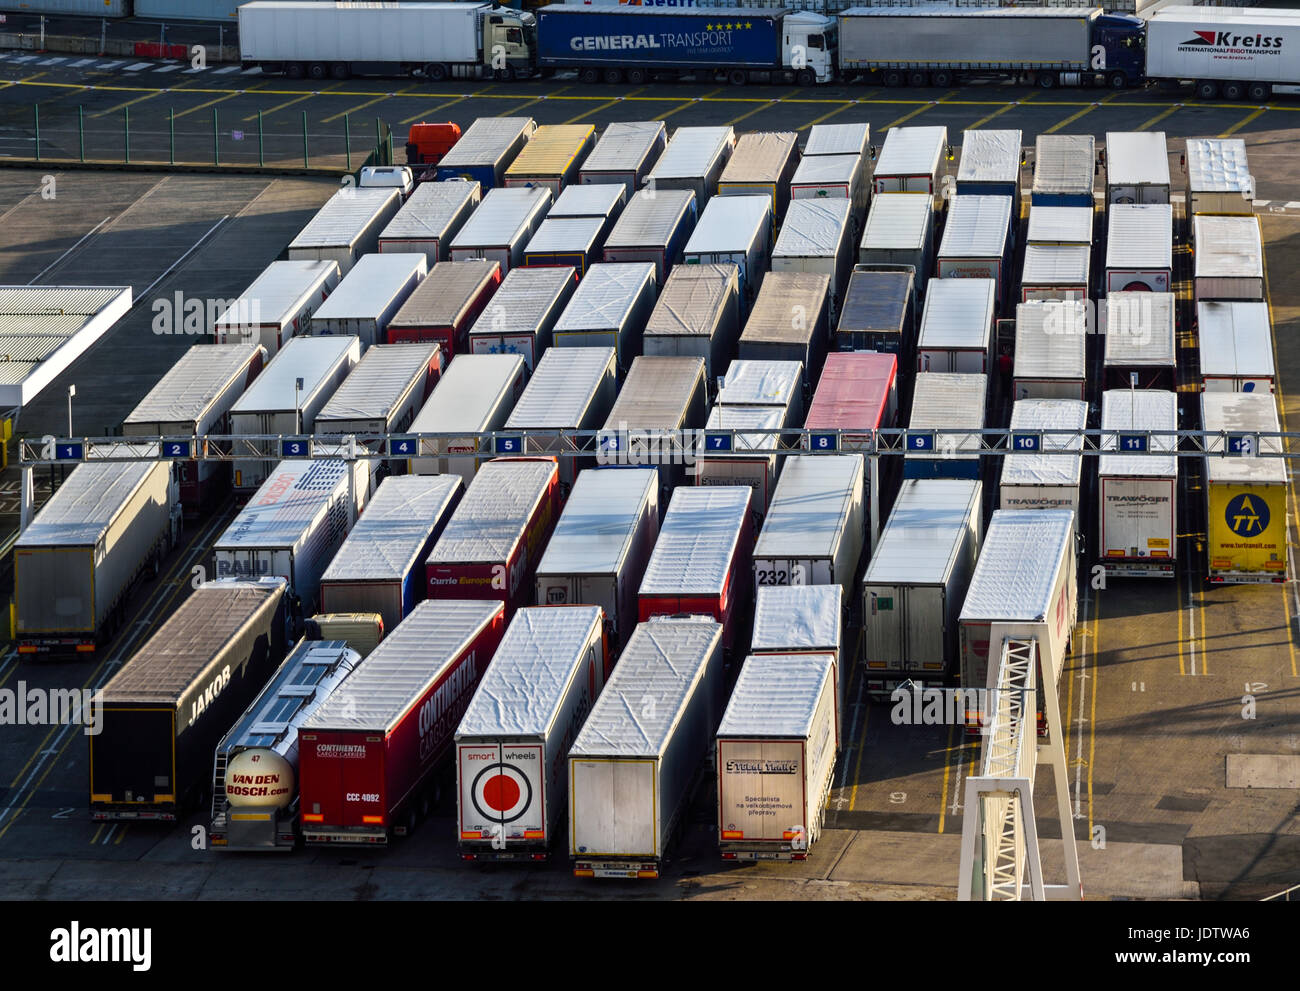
[122,343,266,515]
[15,461,179,655]
[456,605,608,861]
[523,217,605,277]
[858,193,934,285]
[935,195,1014,307]
[602,356,708,486]
[287,187,402,276]
[213,259,340,357]
[1184,138,1253,217]
[90,578,289,821]
[870,126,947,195]
[1013,300,1087,401]
[716,654,837,862]
[695,404,784,531]
[378,179,481,266]
[861,479,982,698]
[298,599,507,844]
[210,638,361,852]
[553,262,658,375]
[718,131,800,220]
[904,372,987,480]
[1197,300,1275,393]
[1106,203,1173,294]
[999,399,1088,513]
[387,260,502,356]
[1192,215,1265,302]
[805,122,869,160]
[642,263,741,384]
[1098,389,1179,578]
[318,474,463,633]
[750,583,844,746]
[1020,244,1091,302]
[682,194,773,313]
[448,186,552,274]
[1143,7,1300,103]
[1031,134,1095,208]
[1026,206,1093,247]
[436,117,538,189]
[569,617,725,879]
[771,198,855,321]
[426,458,560,618]
[917,278,996,374]
[579,121,667,196]
[504,124,596,195]
[601,188,697,286]
[639,487,753,653]
[534,467,661,647]
[468,265,577,372]
[309,253,427,350]
[408,354,526,482]
[739,271,830,395]
[956,129,1023,205]
[313,342,442,441]
[1105,131,1171,205]
[1201,391,1288,583]
[647,126,736,208]
[1103,291,1176,389]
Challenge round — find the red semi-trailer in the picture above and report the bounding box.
[298,598,506,844]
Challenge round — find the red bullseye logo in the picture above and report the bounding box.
[471,763,532,824]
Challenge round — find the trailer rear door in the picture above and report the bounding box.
[571,758,656,857]
[459,742,547,842]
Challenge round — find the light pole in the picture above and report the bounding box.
[66,383,75,438]
[294,378,303,432]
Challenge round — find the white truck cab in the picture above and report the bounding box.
[784,12,836,85]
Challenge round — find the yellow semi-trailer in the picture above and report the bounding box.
[1201,392,1288,584]
[504,124,596,196]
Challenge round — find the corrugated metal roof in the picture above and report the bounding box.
[861,192,932,251]
[312,253,425,321]
[409,353,523,434]
[754,455,862,558]
[550,182,626,219]
[957,129,1022,185]
[320,474,461,584]
[1032,134,1094,197]
[603,189,695,249]
[938,195,1012,258]
[1104,292,1176,367]
[1106,131,1170,187]
[507,346,614,428]
[773,199,851,259]
[719,131,798,185]
[214,460,352,550]
[1026,206,1093,245]
[379,180,480,241]
[315,343,438,425]
[959,510,1073,622]
[717,359,801,409]
[864,479,980,586]
[231,335,358,413]
[1197,301,1274,378]
[569,618,721,759]
[123,343,264,427]
[751,584,841,652]
[1014,301,1086,379]
[580,120,666,175]
[214,260,338,335]
[1107,203,1174,270]
[455,605,604,739]
[0,315,89,338]
[289,187,400,249]
[1001,399,1087,488]
[1193,215,1263,279]
[535,468,658,578]
[919,279,996,350]
[438,117,534,169]
[874,125,947,178]
[388,260,499,330]
[805,352,896,432]
[428,459,556,563]
[0,335,69,363]
[16,461,164,548]
[504,124,594,177]
[645,263,736,337]
[524,216,604,255]
[716,653,833,739]
[804,122,868,158]
[685,195,770,255]
[302,600,503,733]
[1202,391,1287,484]
[450,186,551,250]
[554,262,655,332]
[1098,389,1178,478]
[1186,137,1251,194]
[640,486,750,596]
[605,355,704,428]
[469,266,575,340]
[1022,244,1090,285]
[649,125,734,181]
[742,271,828,343]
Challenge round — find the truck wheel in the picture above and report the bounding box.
[728,69,747,87]
[931,68,953,89]
[1222,81,1245,101]
[493,66,515,82]
[795,68,816,87]
[579,67,600,85]
[330,62,349,81]
[1248,82,1271,102]
[286,62,304,80]
[627,67,647,86]
[1195,79,1218,100]
[603,67,624,84]
[1107,71,1127,90]
[307,63,328,81]
[1037,71,1057,90]
[426,62,448,82]
[883,69,904,88]
[907,69,928,88]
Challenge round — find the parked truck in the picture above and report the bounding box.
[1098,390,1178,578]
[15,461,180,655]
[90,578,289,821]
[469,265,578,372]
[750,583,844,747]
[378,180,481,266]
[437,117,538,188]
[287,187,402,276]
[238,1,537,82]
[456,605,608,861]
[387,260,502,355]
[213,259,339,357]
[408,354,526,483]
[298,599,507,844]
[310,253,427,350]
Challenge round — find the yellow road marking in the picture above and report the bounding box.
[399,84,495,126]
[92,88,162,118]
[495,84,573,118]
[728,98,782,128]
[796,98,860,132]
[90,823,104,845]
[1177,566,1186,677]
[847,701,870,811]
[323,84,418,124]
[937,722,954,834]
[1261,256,1297,678]
[1088,590,1099,835]
[655,86,723,122]
[564,87,647,125]
[883,101,935,130]
[1219,106,1268,138]
[1044,90,1119,134]
[170,90,241,121]
[1136,103,1180,131]
[241,89,323,122]
[0,71,48,93]
[114,824,127,845]
[967,97,1026,131]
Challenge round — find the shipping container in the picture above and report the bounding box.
[738,271,830,394]
[214,459,368,613]
[753,455,865,604]
[89,578,289,821]
[122,343,265,515]
[805,122,869,160]
[299,599,507,843]
[15,461,178,655]
[523,217,605,277]
[716,358,805,425]
[448,186,553,274]
[1192,215,1264,303]
[1020,243,1091,302]
[578,121,668,196]
[871,126,947,196]
[209,638,361,852]
[553,262,658,375]
[1013,300,1087,400]
[1185,138,1254,217]
[601,188,697,286]
[836,267,918,369]
[535,468,660,646]
[999,399,1087,513]
[716,654,837,861]
[646,125,736,207]
[789,154,870,238]
[506,346,618,494]
[408,354,526,482]
[602,355,707,487]
[229,335,360,495]
[642,263,741,384]
[310,252,427,350]
[378,179,481,266]
[287,187,402,275]
[319,474,463,632]
[1103,292,1176,389]
[1031,133,1095,208]
[935,195,1014,307]
[1198,301,1275,393]
[456,605,608,859]
[314,342,443,440]
[717,131,800,220]
[569,616,724,878]
[696,404,783,531]
[1026,205,1093,246]
[862,479,982,697]
[468,265,577,372]
[1106,203,1173,294]
[771,198,854,322]
[387,260,502,355]
[436,117,538,189]
[426,458,560,617]
[917,278,996,374]
[1105,131,1171,205]
[639,487,753,652]
[959,510,1077,729]
[858,193,934,284]
[682,195,773,313]
[904,372,987,480]
[1201,391,1287,583]
[749,583,844,745]
[504,124,596,195]
[213,259,340,357]
[956,129,1023,204]
[1098,389,1178,578]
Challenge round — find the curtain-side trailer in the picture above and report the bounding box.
[213,259,340,357]
[378,180,481,266]
[468,265,578,372]
[408,354,526,482]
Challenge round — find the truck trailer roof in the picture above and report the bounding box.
[959,509,1074,623]
[16,461,167,549]
[1201,391,1286,484]
[864,478,982,587]
[1002,399,1087,488]
[751,584,842,653]
[717,653,834,739]
[1099,389,1178,479]
[123,343,265,428]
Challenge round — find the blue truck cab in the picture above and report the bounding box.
[1092,13,1146,85]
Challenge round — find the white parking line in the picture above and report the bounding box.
[94,60,126,70]
[36,57,67,66]
[0,53,13,62]
[240,66,262,75]
[213,66,239,75]
[182,66,209,74]
[68,58,97,68]
[153,64,183,74]
[123,62,153,72]
[9,55,37,64]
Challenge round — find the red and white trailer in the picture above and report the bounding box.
[386,259,502,356]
